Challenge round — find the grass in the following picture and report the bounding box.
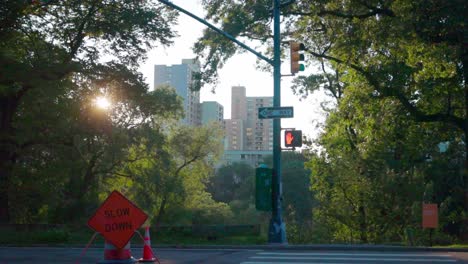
[0,227,267,246]
[0,227,464,248]
[433,244,468,249]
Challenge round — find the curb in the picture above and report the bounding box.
[2,244,467,252]
[153,244,468,252]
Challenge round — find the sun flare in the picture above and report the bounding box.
[95,96,111,110]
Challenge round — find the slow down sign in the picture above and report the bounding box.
[87,190,148,248]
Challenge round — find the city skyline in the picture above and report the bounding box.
[154,59,201,126]
[139,0,327,141]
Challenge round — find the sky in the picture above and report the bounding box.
[139,0,327,140]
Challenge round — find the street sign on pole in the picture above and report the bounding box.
[156,0,288,245]
[88,190,148,248]
[258,106,294,119]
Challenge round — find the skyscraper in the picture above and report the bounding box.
[200,101,224,125]
[224,119,244,150]
[154,59,201,126]
[245,96,274,151]
[225,86,273,151]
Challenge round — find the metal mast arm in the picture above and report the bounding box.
[158,0,274,65]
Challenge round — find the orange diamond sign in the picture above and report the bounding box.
[88,190,148,248]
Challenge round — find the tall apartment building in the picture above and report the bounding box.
[154,59,201,126]
[245,96,274,151]
[200,101,224,125]
[224,118,244,150]
[225,86,273,151]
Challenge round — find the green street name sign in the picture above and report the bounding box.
[258,106,294,119]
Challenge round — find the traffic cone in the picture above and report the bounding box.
[139,227,156,263]
[98,240,137,264]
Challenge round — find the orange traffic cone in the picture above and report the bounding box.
[99,240,137,264]
[139,227,156,263]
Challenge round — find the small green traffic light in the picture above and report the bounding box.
[290,42,306,74]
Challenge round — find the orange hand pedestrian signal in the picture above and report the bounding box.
[286,132,294,145]
[284,130,302,148]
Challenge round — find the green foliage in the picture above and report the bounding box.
[206,162,268,225]
[264,152,315,226]
[0,0,180,224]
[208,162,255,203]
[198,0,467,243]
[113,123,226,227]
[188,192,233,225]
[0,229,70,244]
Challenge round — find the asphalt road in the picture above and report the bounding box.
[0,247,467,264]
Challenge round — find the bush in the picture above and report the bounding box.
[0,228,70,244]
[33,229,70,243]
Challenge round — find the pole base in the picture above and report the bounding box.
[268,219,288,244]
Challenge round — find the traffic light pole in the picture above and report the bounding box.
[157,0,287,244]
[269,0,287,244]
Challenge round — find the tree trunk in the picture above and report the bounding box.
[154,195,168,231]
[0,153,11,223]
[456,50,467,236]
[0,96,20,223]
[358,204,368,243]
[463,106,467,242]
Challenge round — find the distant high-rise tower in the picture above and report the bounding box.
[154,59,201,126]
[231,86,247,120]
[201,101,224,125]
[245,96,273,150]
[225,86,273,151]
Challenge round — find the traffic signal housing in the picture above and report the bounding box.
[290,42,305,74]
[255,165,272,211]
[284,130,302,148]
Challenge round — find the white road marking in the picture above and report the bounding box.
[251,256,457,262]
[241,262,345,264]
[241,251,459,263]
[257,252,453,257]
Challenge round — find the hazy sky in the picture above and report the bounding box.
[139,0,326,140]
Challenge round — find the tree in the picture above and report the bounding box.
[262,152,316,243]
[0,0,178,222]
[196,0,466,241]
[263,152,314,225]
[308,79,466,243]
[206,162,264,225]
[118,123,225,228]
[207,162,255,204]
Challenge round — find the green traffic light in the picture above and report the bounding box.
[299,64,305,71]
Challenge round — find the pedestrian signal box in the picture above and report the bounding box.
[284,130,302,148]
[255,166,272,211]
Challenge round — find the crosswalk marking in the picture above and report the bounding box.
[240,251,458,263]
[257,252,453,257]
[251,256,457,262]
[242,262,348,264]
